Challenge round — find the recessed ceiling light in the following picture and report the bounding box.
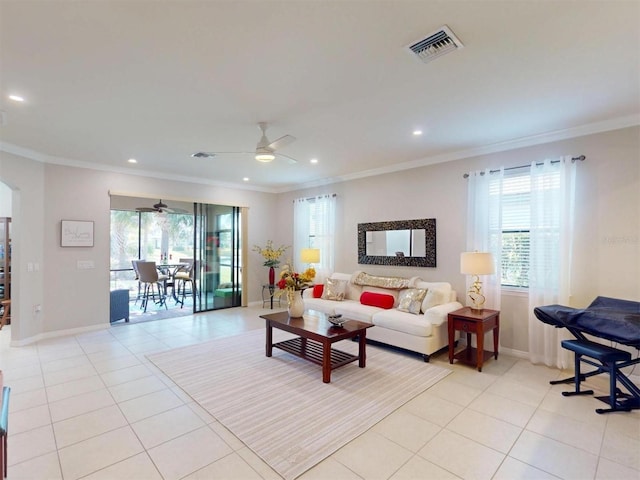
[310,158,318,164]
[9,95,24,102]
[243,177,250,182]
[128,158,137,164]
[412,129,423,136]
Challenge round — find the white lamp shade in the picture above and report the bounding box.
[460,252,495,275]
[300,248,320,264]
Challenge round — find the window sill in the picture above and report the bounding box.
[501,287,528,298]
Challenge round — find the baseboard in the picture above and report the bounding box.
[10,323,109,347]
[497,346,529,360]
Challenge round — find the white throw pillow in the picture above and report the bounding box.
[421,287,449,312]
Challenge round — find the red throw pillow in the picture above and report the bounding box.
[360,292,394,309]
[312,284,324,298]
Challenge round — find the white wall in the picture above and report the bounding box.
[0,155,279,343]
[276,126,640,354]
[0,152,46,341]
[0,182,11,217]
[2,126,638,350]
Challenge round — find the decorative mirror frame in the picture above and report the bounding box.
[357,218,436,267]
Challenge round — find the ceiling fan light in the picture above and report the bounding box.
[255,153,275,162]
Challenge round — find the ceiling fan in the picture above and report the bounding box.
[135,199,187,214]
[204,122,297,164]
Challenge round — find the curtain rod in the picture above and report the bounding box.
[463,155,585,178]
[294,193,337,202]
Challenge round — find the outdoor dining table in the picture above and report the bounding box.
[156,263,189,302]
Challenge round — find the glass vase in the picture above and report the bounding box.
[268,266,275,285]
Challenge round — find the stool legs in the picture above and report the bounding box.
[562,352,594,398]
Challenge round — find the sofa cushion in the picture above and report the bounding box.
[371,309,433,337]
[322,278,347,301]
[333,302,377,323]
[360,292,394,309]
[312,284,324,298]
[415,281,453,311]
[397,288,427,315]
[304,298,336,315]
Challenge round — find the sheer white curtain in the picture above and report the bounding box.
[466,168,503,310]
[293,197,311,272]
[528,157,577,368]
[293,194,336,281]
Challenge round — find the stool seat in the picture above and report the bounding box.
[561,339,631,363]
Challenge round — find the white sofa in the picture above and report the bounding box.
[303,272,463,361]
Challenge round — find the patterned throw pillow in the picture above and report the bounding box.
[397,288,428,315]
[322,278,347,301]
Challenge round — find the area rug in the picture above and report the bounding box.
[147,329,450,479]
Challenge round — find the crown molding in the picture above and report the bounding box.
[0,142,278,193]
[277,114,640,193]
[3,114,638,195]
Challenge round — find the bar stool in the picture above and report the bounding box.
[0,300,9,330]
[0,386,10,478]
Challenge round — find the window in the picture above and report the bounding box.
[498,172,531,288]
[492,167,563,288]
[293,194,336,276]
[109,210,194,290]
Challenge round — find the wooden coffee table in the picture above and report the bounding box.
[260,311,373,383]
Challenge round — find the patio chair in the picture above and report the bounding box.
[175,259,198,308]
[131,259,144,305]
[136,261,169,312]
[110,289,130,323]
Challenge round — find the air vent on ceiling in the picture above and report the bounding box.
[405,25,464,64]
[190,152,216,158]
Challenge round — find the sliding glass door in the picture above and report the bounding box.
[194,204,242,312]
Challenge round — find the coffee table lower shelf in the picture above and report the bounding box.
[274,337,358,370]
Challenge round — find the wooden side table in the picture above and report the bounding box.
[448,307,499,372]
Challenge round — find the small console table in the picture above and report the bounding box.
[262,284,281,309]
[448,307,500,372]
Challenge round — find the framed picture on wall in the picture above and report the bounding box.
[61,220,94,247]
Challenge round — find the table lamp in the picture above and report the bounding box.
[300,248,320,267]
[460,252,495,311]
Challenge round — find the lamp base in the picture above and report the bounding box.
[468,276,486,312]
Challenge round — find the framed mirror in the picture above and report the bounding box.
[358,219,436,267]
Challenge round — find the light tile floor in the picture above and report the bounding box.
[1,305,639,479]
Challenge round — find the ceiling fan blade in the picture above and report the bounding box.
[135,207,157,212]
[277,153,298,164]
[210,151,255,155]
[268,134,296,151]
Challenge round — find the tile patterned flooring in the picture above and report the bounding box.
[1,305,639,479]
